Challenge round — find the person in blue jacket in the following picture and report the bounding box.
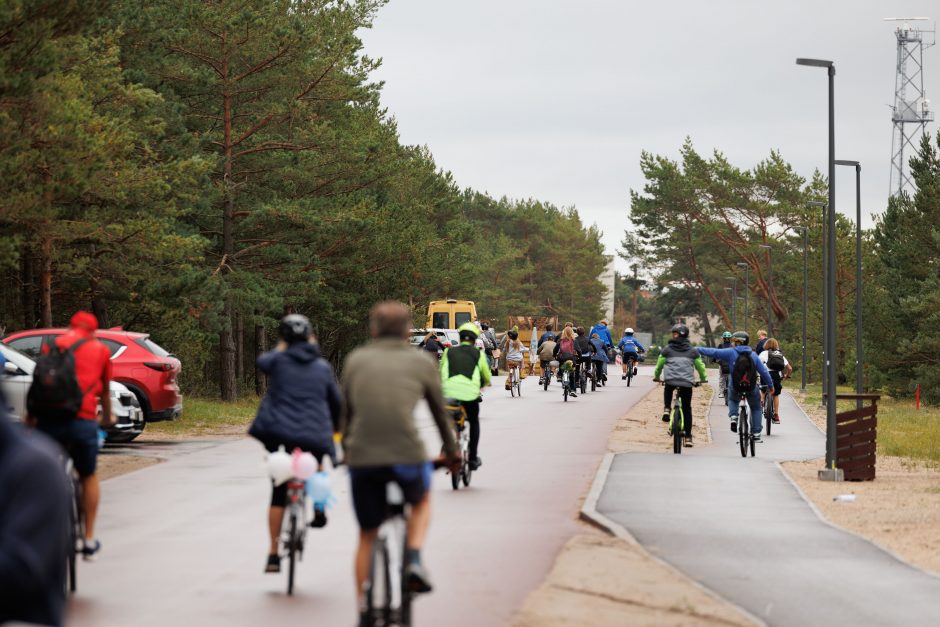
[249,314,342,573]
[589,319,615,377]
[696,331,774,442]
[589,333,610,383]
[617,328,646,379]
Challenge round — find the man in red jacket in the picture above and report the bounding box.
[32,311,112,561]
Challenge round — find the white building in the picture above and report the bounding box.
[600,255,615,321]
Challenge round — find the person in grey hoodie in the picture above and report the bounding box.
[249,314,341,573]
[653,324,708,447]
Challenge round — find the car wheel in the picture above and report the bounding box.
[123,386,152,422]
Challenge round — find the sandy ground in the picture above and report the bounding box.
[783,392,940,576]
[97,454,162,480]
[514,382,756,627]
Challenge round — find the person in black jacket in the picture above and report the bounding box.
[249,314,342,573]
[573,327,596,389]
[0,380,70,627]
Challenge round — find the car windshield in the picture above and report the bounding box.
[0,343,36,374]
[134,336,171,358]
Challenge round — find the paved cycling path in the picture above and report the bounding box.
[595,389,940,626]
[67,366,655,627]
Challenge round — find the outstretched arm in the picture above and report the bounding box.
[694,356,708,382]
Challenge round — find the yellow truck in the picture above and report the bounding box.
[426,300,477,330]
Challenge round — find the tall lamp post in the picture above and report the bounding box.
[724,287,735,330]
[725,276,737,329]
[758,244,774,336]
[736,262,749,336]
[807,200,827,396]
[797,56,839,479]
[835,159,863,409]
[797,226,809,391]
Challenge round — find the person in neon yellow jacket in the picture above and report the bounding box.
[440,323,491,470]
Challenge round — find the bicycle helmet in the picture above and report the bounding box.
[722,331,733,339]
[507,330,519,340]
[279,314,312,344]
[624,327,634,335]
[671,323,689,338]
[458,322,479,343]
[732,331,750,345]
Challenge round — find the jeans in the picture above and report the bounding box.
[729,386,763,434]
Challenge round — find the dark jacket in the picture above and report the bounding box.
[589,337,609,362]
[0,406,69,627]
[537,331,556,348]
[249,342,341,456]
[574,335,594,358]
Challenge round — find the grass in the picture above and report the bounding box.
[145,396,259,438]
[793,383,940,466]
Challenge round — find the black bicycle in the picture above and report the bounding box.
[541,362,553,391]
[281,477,309,595]
[737,399,755,458]
[560,361,573,402]
[64,457,83,594]
[444,402,472,490]
[578,355,594,393]
[761,385,773,436]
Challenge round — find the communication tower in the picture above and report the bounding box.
[886,18,935,197]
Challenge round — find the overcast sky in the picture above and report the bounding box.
[359,1,939,270]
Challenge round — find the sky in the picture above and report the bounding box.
[359,1,940,271]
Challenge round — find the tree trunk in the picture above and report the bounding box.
[235,309,244,383]
[218,43,238,401]
[219,297,237,401]
[699,290,714,347]
[21,248,35,328]
[255,317,268,396]
[39,236,53,327]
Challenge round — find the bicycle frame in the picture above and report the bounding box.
[283,478,308,595]
[363,482,410,626]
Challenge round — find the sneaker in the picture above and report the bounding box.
[82,539,101,562]
[730,420,737,433]
[469,457,482,470]
[773,413,781,424]
[505,383,511,391]
[405,562,434,594]
[265,553,280,573]
[622,374,627,380]
[633,367,638,376]
[684,436,694,447]
[569,390,578,398]
[661,412,670,423]
[310,508,327,528]
[752,433,763,443]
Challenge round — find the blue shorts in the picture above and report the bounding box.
[349,463,432,530]
[36,418,98,477]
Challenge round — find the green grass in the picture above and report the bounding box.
[145,396,259,437]
[794,383,940,465]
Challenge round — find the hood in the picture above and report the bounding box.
[285,341,321,363]
[668,337,691,350]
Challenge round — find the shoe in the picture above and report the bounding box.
[622,374,627,380]
[265,553,280,573]
[569,390,577,398]
[730,420,737,433]
[469,457,482,470]
[773,413,781,424]
[684,436,694,447]
[310,508,327,528]
[634,367,638,376]
[505,384,511,391]
[405,562,433,594]
[752,433,763,443]
[82,539,101,562]
[661,412,670,423]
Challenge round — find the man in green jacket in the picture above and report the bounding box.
[441,322,491,470]
[653,324,708,447]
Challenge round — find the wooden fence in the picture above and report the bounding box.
[834,393,880,481]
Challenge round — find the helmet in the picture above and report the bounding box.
[671,323,689,338]
[732,331,750,345]
[507,330,519,340]
[458,322,479,343]
[279,314,312,344]
[624,327,634,335]
[722,331,733,339]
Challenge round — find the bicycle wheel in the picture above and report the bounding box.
[286,513,298,595]
[67,491,78,593]
[750,432,756,457]
[765,394,773,435]
[462,455,472,487]
[627,364,633,387]
[563,383,569,402]
[543,373,549,391]
[590,369,597,392]
[580,369,586,394]
[738,412,747,458]
[510,372,516,397]
[672,408,682,455]
[516,378,522,397]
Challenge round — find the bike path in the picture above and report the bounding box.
[68,367,655,626]
[596,389,940,626]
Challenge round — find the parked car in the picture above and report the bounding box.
[2,327,182,422]
[408,328,461,354]
[0,342,145,442]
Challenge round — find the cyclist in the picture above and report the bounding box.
[589,319,615,377]
[501,329,526,390]
[537,324,556,348]
[28,311,112,562]
[697,331,774,442]
[440,322,491,470]
[574,327,596,389]
[652,324,708,447]
[713,331,733,398]
[537,335,557,385]
[589,333,610,383]
[758,338,792,424]
[552,326,579,397]
[249,314,341,574]
[418,331,445,359]
[479,322,497,370]
[340,302,459,609]
[617,328,646,380]
[754,329,769,355]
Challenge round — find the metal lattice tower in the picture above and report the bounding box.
[887,18,935,197]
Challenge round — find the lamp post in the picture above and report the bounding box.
[797,56,839,479]
[797,226,809,391]
[835,160,863,409]
[758,244,774,336]
[736,262,749,336]
[808,200,827,396]
[724,287,734,330]
[725,276,737,329]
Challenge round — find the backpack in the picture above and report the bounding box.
[766,350,785,372]
[731,350,757,393]
[27,339,88,421]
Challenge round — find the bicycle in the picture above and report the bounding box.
[361,462,445,627]
[540,362,553,391]
[736,396,756,458]
[558,361,573,402]
[63,456,83,594]
[578,355,594,393]
[761,385,773,436]
[279,476,310,595]
[444,401,472,490]
[624,354,637,387]
[719,372,729,406]
[507,362,522,397]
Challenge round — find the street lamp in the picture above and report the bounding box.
[736,262,749,336]
[807,200,827,396]
[758,244,774,336]
[836,159,863,409]
[797,56,839,479]
[724,287,734,330]
[725,276,737,329]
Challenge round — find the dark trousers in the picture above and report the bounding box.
[664,384,694,436]
[462,400,481,460]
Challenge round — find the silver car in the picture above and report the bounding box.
[0,342,145,443]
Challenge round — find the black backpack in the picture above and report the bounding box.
[766,350,785,372]
[27,339,88,421]
[731,350,757,393]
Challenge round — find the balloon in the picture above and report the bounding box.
[306,471,332,507]
[266,446,293,486]
[292,449,318,479]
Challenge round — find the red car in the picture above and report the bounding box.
[2,328,182,422]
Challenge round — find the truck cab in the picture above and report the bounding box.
[426,300,477,330]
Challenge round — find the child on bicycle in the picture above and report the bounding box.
[652,324,708,447]
[502,329,526,390]
[758,338,792,424]
[618,328,646,379]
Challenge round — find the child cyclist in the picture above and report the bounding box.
[697,331,774,442]
[618,328,646,379]
[652,324,708,447]
[758,338,793,425]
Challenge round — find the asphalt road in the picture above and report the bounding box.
[597,389,940,626]
[68,364,654,627]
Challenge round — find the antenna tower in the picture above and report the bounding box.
[886,18,935,197]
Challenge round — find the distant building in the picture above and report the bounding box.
[674,314,721,345]
[600,255,615,321]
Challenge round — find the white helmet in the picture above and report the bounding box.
[624,328,634,334]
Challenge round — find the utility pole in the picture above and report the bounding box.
[630,263,639,327]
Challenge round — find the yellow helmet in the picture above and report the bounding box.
[458,322,480,341]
